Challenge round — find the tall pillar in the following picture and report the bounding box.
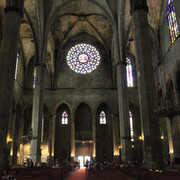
[71,112,75,160]
[131,1,163,168]
[171,116,180,163]
[30,64,45,163]
[0,0,24,170]
[117,62,132,162]
[49,114,55,163]
[13,114,24,165]
[112,115,120,162]
[166,118,174,161]
[7,111,16,164]
[92,112,96,160]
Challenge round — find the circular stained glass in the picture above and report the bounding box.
[66,43,100,74]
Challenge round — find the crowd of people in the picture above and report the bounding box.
[1,156,177,179]
[1,169,16,180]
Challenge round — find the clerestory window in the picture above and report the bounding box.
[100,111,106,124]
[167,0,179,44]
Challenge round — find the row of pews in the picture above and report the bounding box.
[119,166,180,180]
[1,164,78,180]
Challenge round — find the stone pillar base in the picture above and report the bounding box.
[113,156,120,163]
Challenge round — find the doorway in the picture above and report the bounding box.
[78,155,90,167]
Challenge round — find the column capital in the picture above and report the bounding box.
[34,62,46,68]
[134,4,148,12]
[114,61,127,67]
[49,114,56,119]
[130,0,148,14]
[5,0,24,17]
[4,6,23,17]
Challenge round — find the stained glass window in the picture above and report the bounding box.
[33,67,36,89]
[62,111,68,124]
[126,58,133,87]
[100,111,106,124]
[15,53,19,79]
[41,115,44,142]
[129,111,134,142]
[66,43,100,74]
[167,0,179,44]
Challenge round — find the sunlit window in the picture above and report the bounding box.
[15,53,19,79]
[62,111,68,124]
[66,43,100,74]
[41,115,44,142]
[100,111,106,124]
[167,0,179,44]
[129,111,134,142]
[126,58,133,87]
[33,67,36,89]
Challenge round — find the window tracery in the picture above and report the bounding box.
[33,67,36,89]
[62,111,68,124]
[66,43,100,74]
[129,111,134,142]
[100,111,106,124]
[126,58,133,87]
[15,53,19,79]
[167,0,179,44]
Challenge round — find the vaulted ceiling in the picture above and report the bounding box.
[0,0,163,78]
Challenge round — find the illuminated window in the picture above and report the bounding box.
[33,67,36,89]
[100,111,106,124]
[167,0,179,44]
[126,58,133,87]
[15,53,19,79]
[41,115,44,142]
[129,111,134,142]
[66,43,100,74]
[62,111,68,124]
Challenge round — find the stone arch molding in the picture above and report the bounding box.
[54,100,72,115]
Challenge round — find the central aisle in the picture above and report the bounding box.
[65,168,88,180]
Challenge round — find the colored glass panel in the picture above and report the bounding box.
[15,53,19,79]
[41,115,44,142]
[62,111,68,124]
[129,111,134,142]
[126,58,133,87]
[167,0,179,44]
[33,67,36,89]
[100,111,106,124]
[66,43,100,74]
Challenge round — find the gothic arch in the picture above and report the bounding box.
[75,102,92,140]
[54,100,72,115]
[54,103,71,162]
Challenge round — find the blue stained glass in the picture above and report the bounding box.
[126,58,133,87]
[15,53,19,79]
[66,43,100,74]
[167,0,179,44]
[33,67,36,89]
[129,111,134,142]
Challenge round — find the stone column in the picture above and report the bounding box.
[131,1,163,168]
[112,115,120,162]
[7,111,16,164]
[71,112,75,160]
[92,112,96,160]
[0,0,24,170]
[117,62,132,162]
[166,118,174,161]
[13,114,24,165]
[171,116,180,162]
[159,117,169,160]
[48,114,55,163]
[30,64,45,163]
